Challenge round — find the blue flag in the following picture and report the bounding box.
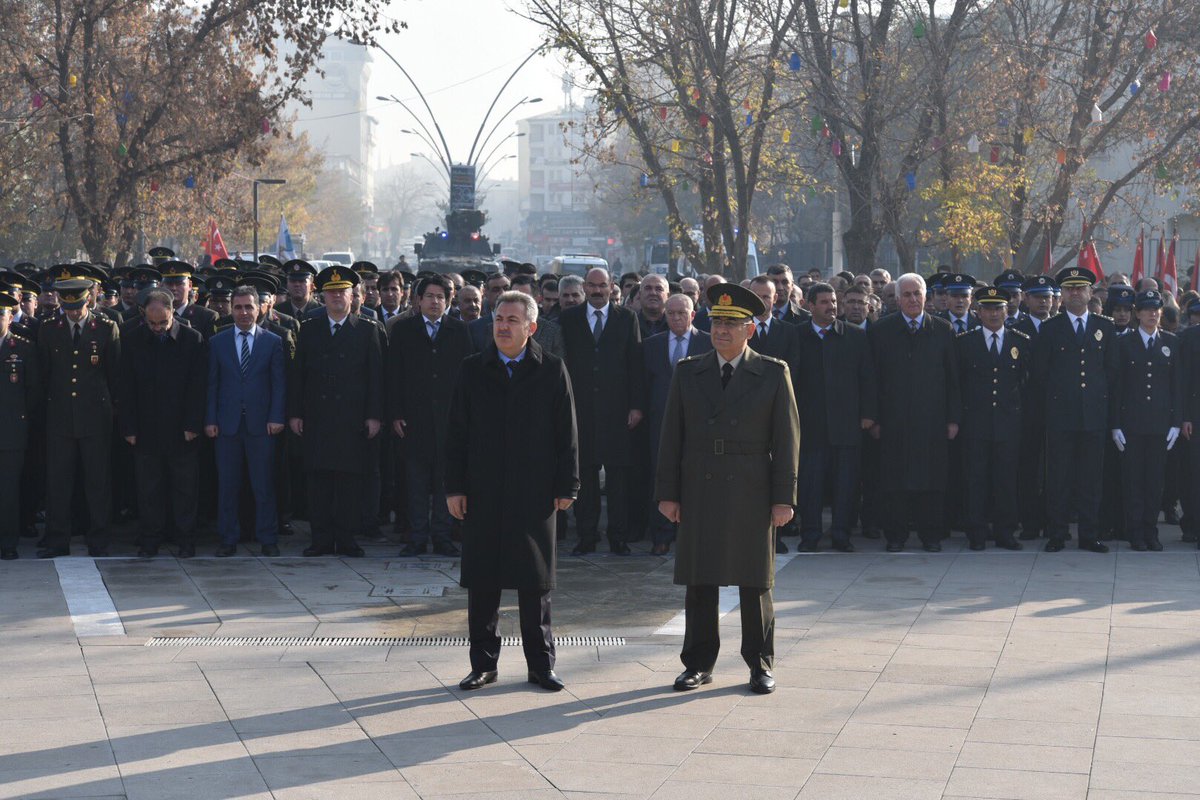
[276,214,296,261]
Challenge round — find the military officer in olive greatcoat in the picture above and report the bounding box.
[656,282,800,696]
[36,278,121,557]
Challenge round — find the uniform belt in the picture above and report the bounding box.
[710,439,768,456]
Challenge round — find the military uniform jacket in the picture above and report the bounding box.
[1111,329,1182,436]
[1032,312,1118,433]
[559,302,645,467]
[287,312,383,473]
[0,333,41,451]
[868,313,960,491]
[794,320,877,447]
[655,349,799,589]
[176,303,218,340]
[37,312,120,438]
[955,326,1030,441]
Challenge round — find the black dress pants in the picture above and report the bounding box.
[799,445,859,546]
[1045,430,1104,545]
[963,436,1020,545]
[43,433,111,551]
[681,585,774,673]
[135,446,200,547]
[1122,433,1168,546]
[467,588,554,673]
[576,463,630,544]
[1017,421,1046,536]
[0,449,24,549]
[307,468,360,551]
[883,490,944,546]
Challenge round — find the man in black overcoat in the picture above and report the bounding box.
[447,290,579,693]
[867,273,961,552]
[288,266,383,557]
[559,267,644,555]
[118,290,208,557]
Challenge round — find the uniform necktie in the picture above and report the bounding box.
[72,323,81,346]
[1075,317,1085,339]
[331,322,341,336]
[989,333,999,357]
[239,331,250,373]
[670,335,684,367]
[955,319,965,334]
[1147,335,1156,351]
[592,309,604,342]
[721,362,734,389]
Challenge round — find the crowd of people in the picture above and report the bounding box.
[0,248,1196,562]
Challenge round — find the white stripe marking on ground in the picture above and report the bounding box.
[54,559,125,637]
[654,553,796,635]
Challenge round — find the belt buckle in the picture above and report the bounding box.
[713,439,725,456]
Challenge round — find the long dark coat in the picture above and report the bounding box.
[287,312,383,473]
[655,349,799,589]
[868,313,960,492]
[446,339,579,591]
[793,319,878,447]
[559,302,644,467]
[117,322,208,454]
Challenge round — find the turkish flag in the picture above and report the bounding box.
[1162,233,1178,296]
[1131,228,1145,286]
[205,219,231,264]
[1078,240,1105,282]
[1042,236,1052,274]
[1154,236,1166,284]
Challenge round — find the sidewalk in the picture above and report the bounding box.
[1,538,1199,799]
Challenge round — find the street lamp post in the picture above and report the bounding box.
[252,178,286,260]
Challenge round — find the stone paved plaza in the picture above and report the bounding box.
[3,531,1200,799]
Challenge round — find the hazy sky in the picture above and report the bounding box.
[359,0,574,181]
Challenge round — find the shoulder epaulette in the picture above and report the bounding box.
[1008,328,1031,341]
[757,354,788,368]
[677,354,705,364]
[956,328,973,337]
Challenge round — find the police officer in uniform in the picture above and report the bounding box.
[656,283,799,695]
[1034,266,1117,553]
[955,287,1028,550]
[0,293,40,559]
[1111,290,1181,551]
[994,270,1027,327]
[36,278,121,557]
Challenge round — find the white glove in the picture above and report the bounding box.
[1112,429,1126,452]
[1167,427,1180,451]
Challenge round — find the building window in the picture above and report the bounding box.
[531,170,544,188]
[530,125,545,143]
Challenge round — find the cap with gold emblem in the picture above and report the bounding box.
[148,246,175,266]
[1135,290,1163,310]
[54,278,93,309]
[973,286,1011,306]
[316,265,359,291]
[0,293,17,311]
[160,261,195,282]
[994,269,1025,290]
[706,282,766,320]
[1055,266,1096,287]
[47,263,84,284]
[284,259,317,280]
[946,273,976,294]
[351,261,379,276]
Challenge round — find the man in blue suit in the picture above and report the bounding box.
[206,285,287,557]
[642,294,712,554]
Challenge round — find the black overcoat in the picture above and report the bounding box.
[446,339,579,591]
[117,322,207,454]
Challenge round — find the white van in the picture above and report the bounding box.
[549,253,609,278]
[679,229,760,279]
[321,250,354,266]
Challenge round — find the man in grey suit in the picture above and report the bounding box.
[643,294,711,554]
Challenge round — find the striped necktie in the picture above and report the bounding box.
[239,331,250,373]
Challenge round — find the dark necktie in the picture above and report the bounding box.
[721,362,734,389]
[756,322,766,340]
[955,319,965,334]
[908,319,919,335]
[506,360,517,378]
[989,333,999,358]
[1147,335,1156,351]
[670,336,684,367]
[72,323,81,346]
[332,322,341,336]
[1075,317,1085,341]
[239,331,250,373]
[592,309,604,343]
[818,327,827,340]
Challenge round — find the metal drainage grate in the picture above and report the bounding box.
[145,635,625,648]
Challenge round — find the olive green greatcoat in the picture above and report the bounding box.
[655,348,800,589]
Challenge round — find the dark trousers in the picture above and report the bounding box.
[1045,429,1105,545]
[44,433,111,550]
[19,425,44,533]
[799,444,859,545]
[576,463,630,543]
[0,449,24,549]
[361,436,381,538]
[1163,443,1182,514]
[1122,433,1168,546]
[135,446,199,547]
[1100,438,1125,539]
[963,437,1019,545]
[1182,438,1200,537]
[853,432,882,533]
[467,588,554,672]
[1017,422,1046,536]
[216,427,278,546]
[405,451,452,547]
[883,490,944,546]
[681,585,774,672]
[307,468,360,550]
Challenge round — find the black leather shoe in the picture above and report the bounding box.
[279,522,295,537]
[651,543,670,556]
[88,546,109,557]
[528,669,565,691]
[458,670,497,691]
[968,542,986,551]
[571,539,596,556]
[1018,530,1040,541]
[1,549,17,561]
[1129,542,1147,552]
[216,544,238,557]
[798,540,820,553]
[673,669,712,691]
[176,544,195,559]
[36,547,69,559]
[749,668,776,694]
[137,546,159,558]
[398,543,427,557]
[609,541,631,555]
[302,545,333,557]
[923,542,942,553]
[338,544,366,558]
[776,538,789,554]
[1044,540,1065,553]
[432,542,460,557]
[1147,538,1164,552]
[1080,541,1110,554]
[995,538,1023,551]
[832,541,856,553]
[885,542,903,553]
[260,544,280,557]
